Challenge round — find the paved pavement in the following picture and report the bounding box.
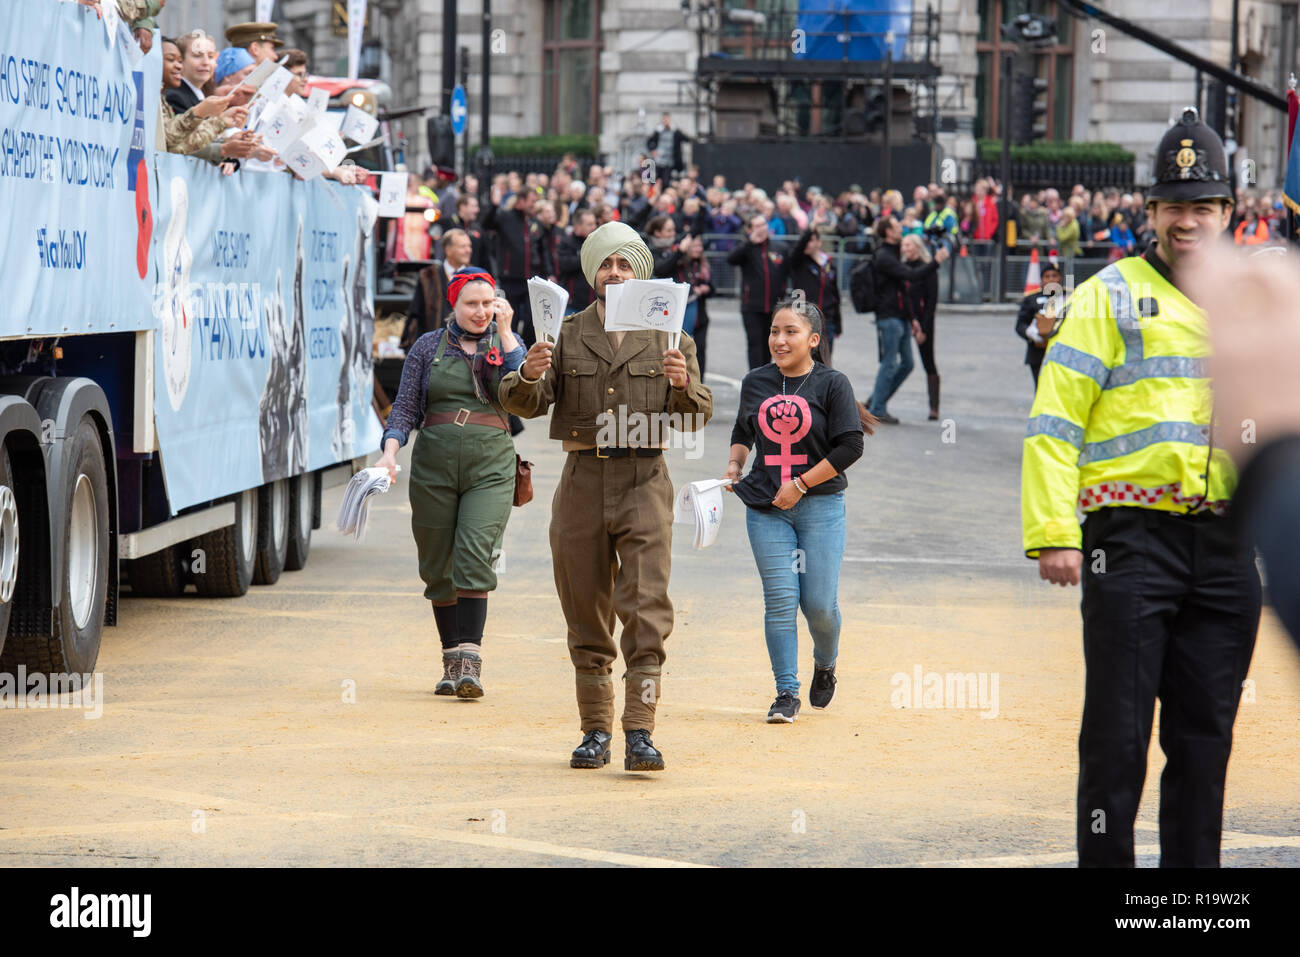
[1,301,1297,867]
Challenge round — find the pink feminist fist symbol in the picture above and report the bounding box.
[757,394,812,484]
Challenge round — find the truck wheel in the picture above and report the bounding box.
[0,446,18,647]
[284,472,312,571]
[0,418,108,676]
[253,478,290,585]
[192,487,258,598]
[124,545,186,597]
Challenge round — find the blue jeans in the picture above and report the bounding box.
[745,493,846,695]
[868,316,914,415]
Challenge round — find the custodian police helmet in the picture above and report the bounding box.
[1148,107,1233,204]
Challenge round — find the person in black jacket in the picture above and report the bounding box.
[404,229,474,350]
[727,215,791,369]
[555,209,597,314]
[482,186,542,346]
[534,200,563,280]
[789,227,842,365]
[646,112,689,184]
[442,194,493,274]
[1014,260,1063,387]
[653,233,715,377]
[866,217,948,423]
[900,233,942,419]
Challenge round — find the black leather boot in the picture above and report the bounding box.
[570,730,613,769]
[624,729,665,771]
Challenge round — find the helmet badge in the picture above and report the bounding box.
[1175,139,1197,179]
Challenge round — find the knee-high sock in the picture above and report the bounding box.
[457,596,487,646]
[433,603,459,650]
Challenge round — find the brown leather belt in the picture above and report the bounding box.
[423,408,508,430]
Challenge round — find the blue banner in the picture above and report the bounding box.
[795,1,912,61]
[0,2,159,334]
[150,154,380,512]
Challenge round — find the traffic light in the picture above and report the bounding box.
[427,115,455,170]
[1012,72,1049,145]
[1204,81,1227,138]
[863,87,887,134]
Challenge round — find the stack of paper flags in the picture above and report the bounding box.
[336,466,397,540]
[673,479,731,549]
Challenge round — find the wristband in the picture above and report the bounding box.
[793,476,809,495]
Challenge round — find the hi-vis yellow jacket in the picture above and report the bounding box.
[1021,254,1238,557]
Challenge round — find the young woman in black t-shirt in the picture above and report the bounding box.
[724,301,864,723]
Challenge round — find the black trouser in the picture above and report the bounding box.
[742,308,770,369]
[1077,506,1261,867]
[916,317,937,375]
[692,311,710,378]
[501,278,532,348]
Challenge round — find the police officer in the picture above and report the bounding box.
[498,222,713,772]
[1022,108,1260,867]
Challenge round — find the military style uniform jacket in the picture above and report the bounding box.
[497,301,713,441]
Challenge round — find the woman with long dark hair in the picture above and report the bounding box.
[375,268,525,698]
[724,300,864,723]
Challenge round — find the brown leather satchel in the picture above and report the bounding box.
[513,454,534,506]
[489,401,533,507]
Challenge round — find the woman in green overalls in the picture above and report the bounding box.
[376,267,526,698]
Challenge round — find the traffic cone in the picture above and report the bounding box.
[959,242,968,257]
[1023,247,1042,295]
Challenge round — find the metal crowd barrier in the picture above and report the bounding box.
[696,233,1121,304]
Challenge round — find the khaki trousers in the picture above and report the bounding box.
[550,452,675,733]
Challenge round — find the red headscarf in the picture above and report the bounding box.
[446,269,495,307]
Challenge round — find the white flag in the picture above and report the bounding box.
[347,0,368,81]
[603,279,689,335]
[377,172,408,217]
[307,87,330,113]
[256,1,275,23]
[341,105,379,145]
[527,277,568,344]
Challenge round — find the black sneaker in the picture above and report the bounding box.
[809,666,837,709]
[570,730,613,769]
[624,729,665,771]
[875,412,900,425]
[767,691,801,723]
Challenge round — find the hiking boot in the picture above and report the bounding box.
[435,650,460,696]
[624,729,665,771]
[809,666,837,709]
[767,690,801,723]
[570,730,613,769]
[455,648,483,698]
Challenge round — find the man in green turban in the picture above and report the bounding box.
[499,222,713,772]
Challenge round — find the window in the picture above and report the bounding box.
[543,0,601,135]
[975,0,1073,141]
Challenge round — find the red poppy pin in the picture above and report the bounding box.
[486,346,503,366]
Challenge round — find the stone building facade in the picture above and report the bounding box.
[187,1,1298,190]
